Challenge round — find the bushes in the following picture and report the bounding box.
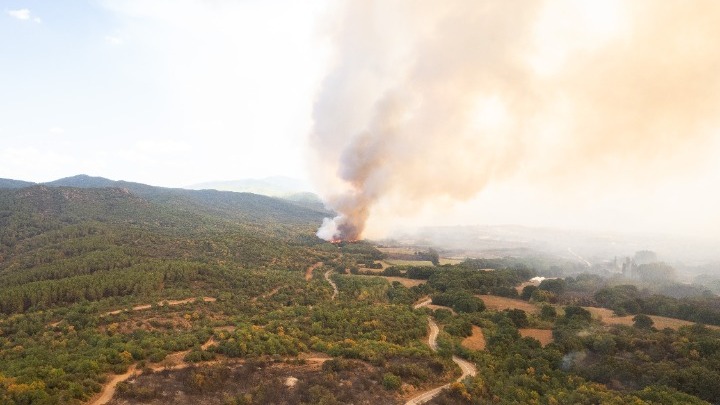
[431,291,485,313]
[382,373,401,390]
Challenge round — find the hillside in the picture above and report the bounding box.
[0,177,718,405]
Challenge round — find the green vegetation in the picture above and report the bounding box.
[1,180,719,404]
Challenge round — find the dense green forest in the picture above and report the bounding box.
[1,178,719,404]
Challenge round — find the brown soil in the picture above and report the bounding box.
[461,326,486,351]
[519,329,553,346]
[305,262,322,281]
[476,295,539,314]
[103,297,216,317]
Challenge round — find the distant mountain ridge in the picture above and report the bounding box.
[186,176,312,197]
[0,178,36,188]
[1,174,327,212]
[0,174,331,232]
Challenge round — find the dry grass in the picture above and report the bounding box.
[439,258,464,265]
[377,247,417,255]
[386,259,435,266]
[519,329,553,346]
[583,307,720,331]
[461,326,486,351]
[476,295,539,314]
[355,275,427,288]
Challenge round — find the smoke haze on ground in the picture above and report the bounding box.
[310,0,720,242]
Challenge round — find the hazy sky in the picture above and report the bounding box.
[2,1,720,239]
[1,0,329,186]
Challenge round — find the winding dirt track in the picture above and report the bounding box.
[405,317,477,405]
[306,262,323,281]
[89,365,137,405]
[102,297,216,317]
[325,270,338,300]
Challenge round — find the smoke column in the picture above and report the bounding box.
[310,0,720,241]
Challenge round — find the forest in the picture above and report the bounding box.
[0,180,719,404]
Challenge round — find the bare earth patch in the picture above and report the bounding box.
[476,295,539,314]
[519,329,553,346]
[103,297,216,317]
[461,326,486,351]
[305,262,322,281]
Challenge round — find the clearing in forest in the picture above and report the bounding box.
[461,326,486,351]
[356,274,427,288]
[519,329,553,346]
[476,295,539,314]
[583,307,720,331]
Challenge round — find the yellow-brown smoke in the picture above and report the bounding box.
[310,0,720,241]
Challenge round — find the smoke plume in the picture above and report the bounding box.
[310,0,720,241]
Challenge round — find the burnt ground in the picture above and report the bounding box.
[108,357,451,405]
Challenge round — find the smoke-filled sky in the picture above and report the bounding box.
[3,1,720,240]
[311,0,720,241]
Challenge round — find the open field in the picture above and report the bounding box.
[355,274,427,288]
[386,259,435,266]
[461,326,486,351]
[476,295,539,314]
[583,307,720,331]
[439,258,464,265]
[519,329,553,346]
[377,247,417,255]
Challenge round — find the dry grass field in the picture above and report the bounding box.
[355,274,428,288]
[519,329,553,346]
[461,326,486,351]
[583,307,720,331]
[476,295,539,314]
[386,259,435,266]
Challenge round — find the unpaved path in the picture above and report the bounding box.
[251,286,281,303]
[325,270,338,300]
[414,298,432,309]
[427,318,440,351]
[88,365,137,405]
[88,334,219,405]
[405,317,477,405]
[306,262,323,281]
[413,297,456,314]
[102,297,216,317]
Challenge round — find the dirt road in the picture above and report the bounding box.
[414,298,432,309]
[405,317,477,405]
[306,262,323,281]
[88,365,137,405]
[325,270,338,300]
[102,297,216,317]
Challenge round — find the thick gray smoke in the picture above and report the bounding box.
[310,0,720,241]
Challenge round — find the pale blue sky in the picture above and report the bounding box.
[1,0,328,187]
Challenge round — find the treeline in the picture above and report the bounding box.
[594,284,720,326]
[428,267,534,296]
